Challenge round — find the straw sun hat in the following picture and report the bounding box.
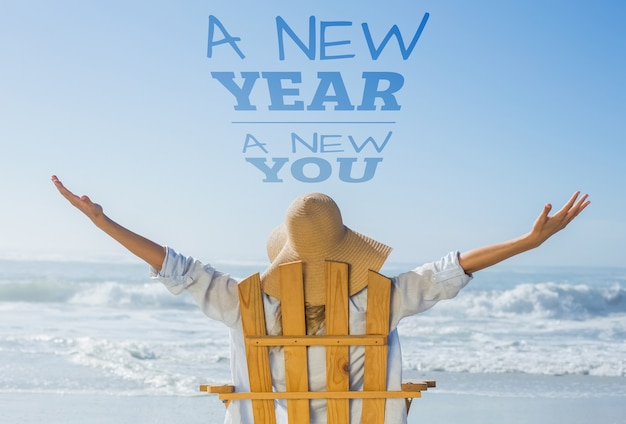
[260,192,392,306]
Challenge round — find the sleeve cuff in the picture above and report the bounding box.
[431,251,472,298]
[149,246,174,278]
[149,246,193,295]
[433,251,472,283]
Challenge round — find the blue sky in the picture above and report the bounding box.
[1,1,624,269]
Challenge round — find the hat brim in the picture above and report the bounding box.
[261,225,391,306]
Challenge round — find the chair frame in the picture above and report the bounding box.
[200,260,434,423]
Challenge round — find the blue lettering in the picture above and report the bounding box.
[361,13,429,60]
[207,15,245,59]
[213,72,404,111]
[358,72,403,111]
[291,157,332,183]
[246,155,384,183]
[211,72,259,110]
[347,131,392,153]
[337,158,383,183]
[262,72,304,111]
[277,16,316,60]
[320,21,355,60]
[242,134,269,153]
[308,72,355,111]
[245,158,289,182]
[291,132,317,153]
[320,135,343,153]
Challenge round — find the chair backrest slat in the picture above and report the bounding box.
[324,261,350,424]
[238,274,277,424]
[363,271,392,423]
[280,261,311,423]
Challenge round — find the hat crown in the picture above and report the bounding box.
[261,192,392,305]
[285,193,345,258]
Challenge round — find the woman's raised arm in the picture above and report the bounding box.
[458,191,590,275]
[51,175,166,271]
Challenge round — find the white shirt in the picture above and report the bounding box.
[151,247,471,424]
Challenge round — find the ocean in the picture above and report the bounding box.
[1,259,625,423]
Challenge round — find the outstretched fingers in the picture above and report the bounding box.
[531,191,590,245]
[564,192,590,223]
[551,192,590,231]
[51,175,103,221]
[52,175,83,207]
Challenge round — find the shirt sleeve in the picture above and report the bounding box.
[389,251,472,329]
[150,246,241,328]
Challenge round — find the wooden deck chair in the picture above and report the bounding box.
[200,260,435,423]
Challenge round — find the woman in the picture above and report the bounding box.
[51,175,589,424]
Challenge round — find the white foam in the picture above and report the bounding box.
[1,261,625,398]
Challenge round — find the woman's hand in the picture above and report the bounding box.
[51,175,105,225]
[459,191,590,275]
[51,175,166,270]
[527,191,590,248]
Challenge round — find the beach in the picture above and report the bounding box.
[2,373,625,424]
[1,259,625,423]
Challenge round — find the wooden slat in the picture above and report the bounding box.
[199,381,433,405]
[213,390,422,401]
[279,262,310,423]
[238,274,276,424]
[325,261,350,424]
[200,384,235,408]
[401,382,429,391]
[246,334,386,347]
[200,381,433,395]
[402,382,433,413]
[200,384,235,393]
[362,270,392,423]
